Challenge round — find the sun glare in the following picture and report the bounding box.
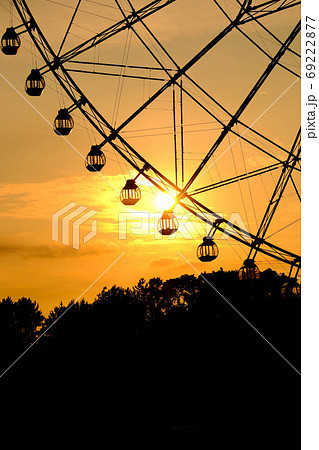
[154,193,176,211]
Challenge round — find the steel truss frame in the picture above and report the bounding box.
[11,0,301,272]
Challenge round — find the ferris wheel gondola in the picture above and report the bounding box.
[238,259,260,281]
[53,108,74,136]
[157,210,179,236]
[85,145,106,172]
[281,279,301,299]
[120,179,141,206]
[1,27,20,55]
[197,237,219,262]
[25,69,45,96]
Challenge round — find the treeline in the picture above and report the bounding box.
[0,268,300,443]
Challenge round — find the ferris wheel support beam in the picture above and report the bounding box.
[101,1,275,146]
[179,20,301,197]
[135,167,299,267]
[122,0,294,158]
[123,0,293,160]
[247,128,301,262]
[167,194,300,267]
[108,0,300,167]
[183,195,300,267]
[189,163,283,195]
[172,83,291,164]
[103,22,242,141]
[116,0,291,164]
[37,0,178,71]
[214,2,300,78]
[289,174,301,202]
[143,27,296,161]
[215,1,301,59]
[111,136,301,267]
[240,0,301,23]
[56,0,82,58]
[182,75,294,157]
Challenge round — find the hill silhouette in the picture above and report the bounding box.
[0,268,300,445]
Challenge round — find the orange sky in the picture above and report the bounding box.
[0,0,300,314]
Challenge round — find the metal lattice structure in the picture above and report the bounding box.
[1,0,301,281]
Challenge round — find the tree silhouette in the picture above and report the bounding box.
[0,269,300,443]
[0,297,44,374]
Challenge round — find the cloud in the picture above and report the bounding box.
[0,173,125,221]
[149,256,180,268]
[0,239,119,259]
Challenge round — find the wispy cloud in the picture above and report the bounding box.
[0,239,119,259]
[0,173,125,220]
[149,256,180,268]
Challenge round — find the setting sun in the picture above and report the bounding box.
[154,192,176,211]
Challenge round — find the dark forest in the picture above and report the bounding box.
[0,268,300,445]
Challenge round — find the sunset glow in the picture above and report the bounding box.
[0,0,301,314]
[154,192,176,211]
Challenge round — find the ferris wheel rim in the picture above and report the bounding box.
[213,0,301,78]
[8,0,301,273]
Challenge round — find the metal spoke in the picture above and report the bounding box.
[189,163,283,195]
[179,21,301,196]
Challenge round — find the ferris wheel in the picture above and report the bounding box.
[1,0,301,296]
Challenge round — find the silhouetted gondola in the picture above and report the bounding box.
[53,108,74,135]
[281,279,301,299]
[25,69,45,96]
[197,237,219,262]
[85,145,106,172]
[120,179,141,205]
[238,258,260,280]
[1,27,21,55]
[158,210,178,235]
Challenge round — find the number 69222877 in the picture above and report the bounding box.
[306,16,316,79]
